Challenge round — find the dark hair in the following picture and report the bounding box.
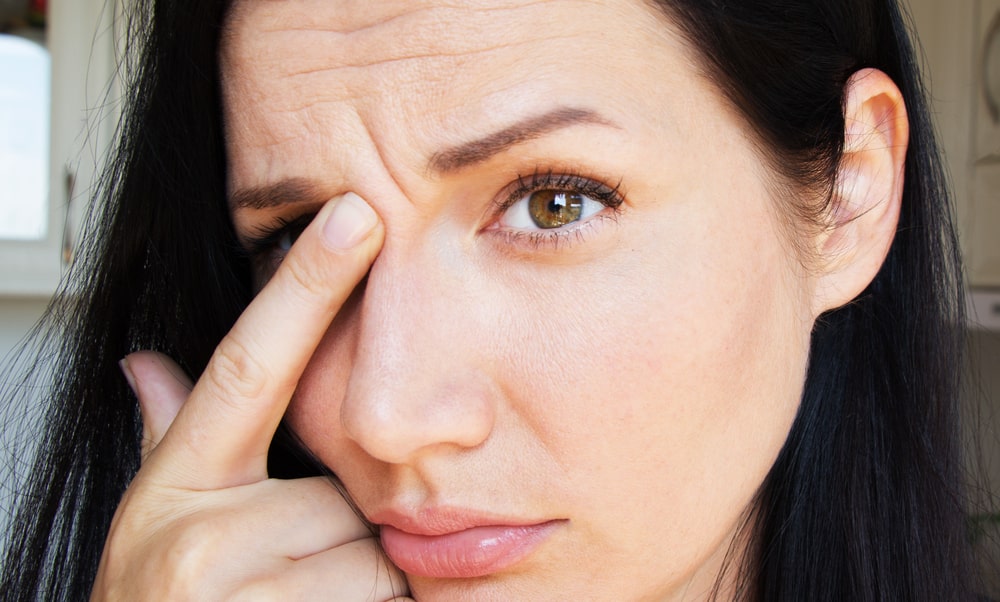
[0,0,983,600]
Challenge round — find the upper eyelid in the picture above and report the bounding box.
[234,197,327,235]
[494,170,626,213]
[241,211,317,253]
[248,212,314,237]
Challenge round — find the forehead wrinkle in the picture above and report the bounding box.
[222,0,683,202]
[228,0,545,36]
[222,0,662,130]
[283,33,583,80]
[231,24,592,126]
[226,1,611,83]
[250,0,551,36]
[233,0,566,37]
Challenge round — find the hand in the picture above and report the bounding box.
[91,193,413,601]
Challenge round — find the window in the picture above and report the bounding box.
[0,0,119,296]
[0,34,50,241]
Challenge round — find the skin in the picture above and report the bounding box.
[225,1,811,599]
[93,0,909,600]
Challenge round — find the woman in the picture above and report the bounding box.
[0,0,983,599]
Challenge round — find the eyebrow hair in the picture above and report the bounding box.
[427,107,617,174]
[229,177,331,210]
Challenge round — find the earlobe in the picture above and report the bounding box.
[811,68,909,316]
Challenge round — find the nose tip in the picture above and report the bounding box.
[340,369,498,464]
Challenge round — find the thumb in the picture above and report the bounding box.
[120,351,193,462]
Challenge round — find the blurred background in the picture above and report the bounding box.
[0,0,998,594]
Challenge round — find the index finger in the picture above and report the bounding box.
[147,192,383,489]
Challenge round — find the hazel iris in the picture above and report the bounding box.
[528,190,584,229]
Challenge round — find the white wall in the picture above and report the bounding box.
[0,297,48,359]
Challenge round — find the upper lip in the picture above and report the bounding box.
[368,506,548,536]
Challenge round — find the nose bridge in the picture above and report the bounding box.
[357,239,458,382]
[340,240,497,464]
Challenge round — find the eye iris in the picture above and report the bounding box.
[528,190,583,229]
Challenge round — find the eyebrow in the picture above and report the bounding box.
[428,107,617,174]
[229,177,331,211]
[229,107,617,210]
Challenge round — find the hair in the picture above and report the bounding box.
[0,0,984,600]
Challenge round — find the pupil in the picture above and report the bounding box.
[529,190,584,229]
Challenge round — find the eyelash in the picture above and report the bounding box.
[243,170,626,263]
[244,212,316,269]
[487,170,625,249]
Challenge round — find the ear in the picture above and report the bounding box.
[811,68,909,316]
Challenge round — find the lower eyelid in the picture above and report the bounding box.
[484,209,620,253]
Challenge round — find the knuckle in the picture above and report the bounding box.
[161,516,226,583]
[205,336,271,402]
[98,503,225,600]
[280,251,332,306]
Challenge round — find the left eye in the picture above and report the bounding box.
[243,212,316,282]
[498,189,606,230]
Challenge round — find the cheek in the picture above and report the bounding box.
[498,188,812,573]
[509,190,809,459]
[283,171,813,591]
[542,234,808,490]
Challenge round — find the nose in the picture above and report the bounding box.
[339,242,499,465]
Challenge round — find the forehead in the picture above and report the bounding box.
[222,0,673,86]
[220,0,692,194]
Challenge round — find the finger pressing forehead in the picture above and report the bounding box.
[147,194,383,489]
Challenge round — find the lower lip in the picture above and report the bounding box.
[379,520,561,578]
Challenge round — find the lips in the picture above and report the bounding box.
[374,510,562,579]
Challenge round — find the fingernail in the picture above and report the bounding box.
[154,355,194,392]
[119,357,138,394]
[322,192,378,250]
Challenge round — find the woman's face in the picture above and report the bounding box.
[222,1,819,599]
